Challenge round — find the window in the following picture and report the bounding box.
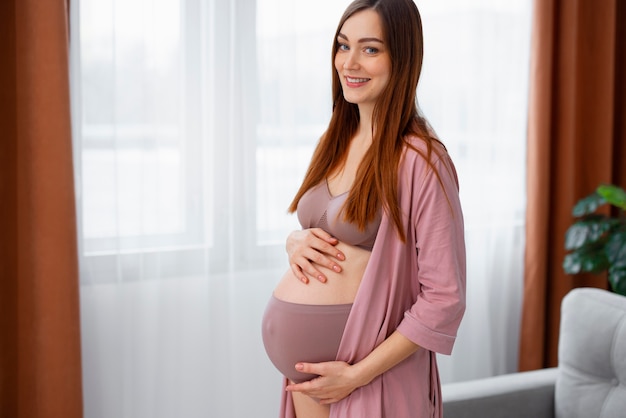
[74,2,532,416]
[72,0,346,282]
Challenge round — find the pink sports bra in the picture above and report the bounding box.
[297,180,381,251]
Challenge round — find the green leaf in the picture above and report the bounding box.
[563,248,609,274]
[572,192,605,217]
[597,184,626,211]
[564,214,613,250]
[608,266,626,297]
[581,251,610,272]
[605,229,626,266]
[563,253,582,274]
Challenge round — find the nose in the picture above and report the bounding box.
[342,50,359,70]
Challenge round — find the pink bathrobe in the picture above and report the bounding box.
[280,136,466,418]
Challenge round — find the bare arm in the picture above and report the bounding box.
[286,228,346,284]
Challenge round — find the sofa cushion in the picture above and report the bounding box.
[442,368,557,418]
[556,288,626,418]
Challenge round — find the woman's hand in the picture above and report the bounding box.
[287,229,345,284]
[286,333,419,404]
[285,361,367,405]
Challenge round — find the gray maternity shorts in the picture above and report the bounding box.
[261,295,352,383]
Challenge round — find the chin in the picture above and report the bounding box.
[342,93,364,105]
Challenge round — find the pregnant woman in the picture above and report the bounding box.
[262,0,466,417]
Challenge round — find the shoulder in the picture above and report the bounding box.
[400,134,450,171]
[399,134,460,191]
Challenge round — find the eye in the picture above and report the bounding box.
[337,43,350,52]
[364,46,379,54]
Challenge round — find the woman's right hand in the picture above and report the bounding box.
[286,228,346,284]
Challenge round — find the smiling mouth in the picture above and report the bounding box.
[346,76,370,83]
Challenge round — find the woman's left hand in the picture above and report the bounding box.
[285,361,367,404]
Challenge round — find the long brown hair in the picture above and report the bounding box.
[288,0,445,242]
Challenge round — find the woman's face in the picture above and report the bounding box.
[334,9,391,113]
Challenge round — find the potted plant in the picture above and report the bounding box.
[563,184,626,296]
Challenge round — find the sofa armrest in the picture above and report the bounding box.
[442,367,558,418]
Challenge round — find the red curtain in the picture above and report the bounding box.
[0,0,83,416]
[520,0,626,370]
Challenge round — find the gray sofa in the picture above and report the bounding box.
[442,287,626,418]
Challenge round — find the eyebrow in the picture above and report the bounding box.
[337,33,384,44]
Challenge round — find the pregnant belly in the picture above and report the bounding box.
[272,242,371,305]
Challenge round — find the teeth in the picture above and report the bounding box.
[347,77,369,83]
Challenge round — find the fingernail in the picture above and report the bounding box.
[318,275,327,283]
[333,265,341,272]
[337,253,345,260]
[295,363,303,371]
[301,277,309,284]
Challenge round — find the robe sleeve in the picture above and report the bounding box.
[395,152,466,355]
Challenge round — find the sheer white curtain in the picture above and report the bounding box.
[417,0,531,381]
[70,0,531,416]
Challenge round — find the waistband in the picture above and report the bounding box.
[269,294,353,315]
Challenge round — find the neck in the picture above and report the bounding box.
[357,104,375,144]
